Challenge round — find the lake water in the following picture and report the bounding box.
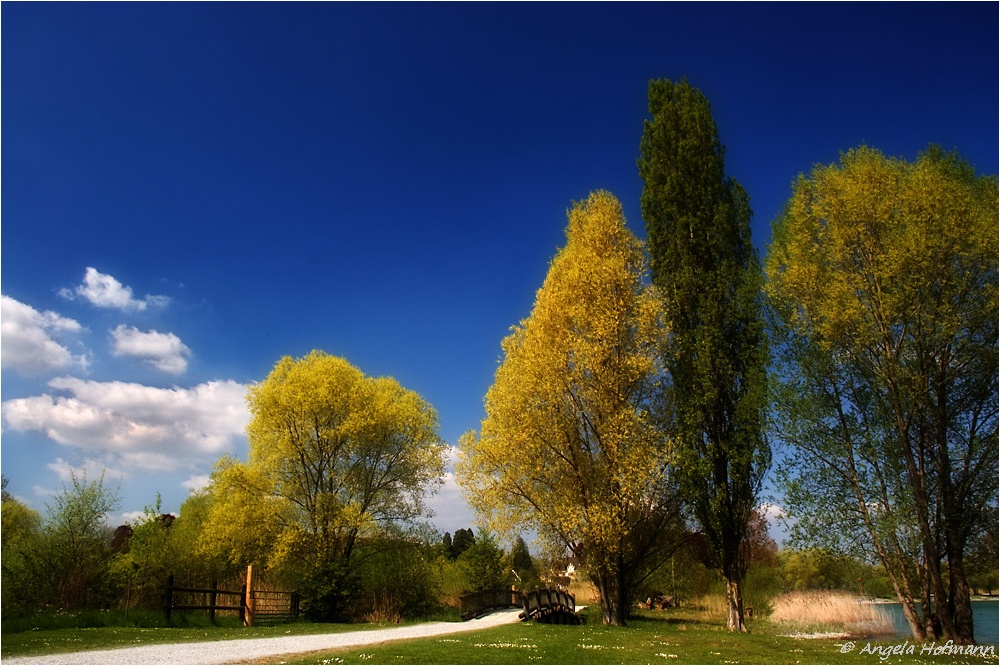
[883,600,998,645]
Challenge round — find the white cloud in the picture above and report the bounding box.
[117,511,147,525]
[758,502,792,546]
[181,475,211,492]
[47,456,128,484]
[119,451,190,473]
[758,502,785,521]
[61,267,170,311]
[110,325,191,375]
[425,445,476,534]
[1,295,89,376]
[2,377,249,471]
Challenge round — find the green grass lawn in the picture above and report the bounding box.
[250,609,998,666]
[0,617,422,659]
[3,608,997,665]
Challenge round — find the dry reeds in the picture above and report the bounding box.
[567,579,600,605]
[689,594,728,617]
[770,590,894,637]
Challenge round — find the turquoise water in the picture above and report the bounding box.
[883,600,998,645]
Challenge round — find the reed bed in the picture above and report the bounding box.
[689,594,728,617]
[769,590,895,638]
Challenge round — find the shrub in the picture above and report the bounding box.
[299,560,360,623]
[457,532,506,590]
[352,538,440,622]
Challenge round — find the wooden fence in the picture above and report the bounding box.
[163,575,246,625]
[163,566,299,626]
[245,564,300,625]
[248,587,301,624]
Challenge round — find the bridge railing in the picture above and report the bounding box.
[520,588,578,623]
[459,587,520,620]
[459,587,579,624]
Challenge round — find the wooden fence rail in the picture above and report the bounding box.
[163,575,246,625]
[163,570,299,626]
[250,588,301,625]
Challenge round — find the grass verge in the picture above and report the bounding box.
[0,616,446,659]
[3,607,996,664]
[246,608,997,665]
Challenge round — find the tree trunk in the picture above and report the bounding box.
[597,585,627,625]
[920,558,939,641]
[593,560,629,626]
[946,544,976,644]
[724,577,747,633]
[902,595,928,644]
[926,547,960,641]
[874,547,926,642]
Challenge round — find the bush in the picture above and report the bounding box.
[1,473,123,616]
[352,538,440,622]
[743,562,782,616]
[299,560,360,623]
[457,532,506,590]
[0,608,174,634]
[635,548,714,607]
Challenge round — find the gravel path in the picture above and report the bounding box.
[4,610,524,665]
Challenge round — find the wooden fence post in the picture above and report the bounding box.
[244,565,255,627]
[209,580,218,625]
[164,575,174,624]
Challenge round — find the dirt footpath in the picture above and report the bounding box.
[4,610,523,665]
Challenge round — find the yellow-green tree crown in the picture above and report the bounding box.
[200,350,445,577]
[458,191,679,625]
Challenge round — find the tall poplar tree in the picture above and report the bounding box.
[638,79,770,632]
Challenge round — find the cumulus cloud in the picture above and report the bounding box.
[2,377,249,471]
[117,511,147,525]
[181,475,211,492]
[758,502,792,545]
[1,295,89,376]
[758,502,786,521]
[47,457,128,484]
[424,445,476,533]
[61,267,170,311]
[110,325,191,374]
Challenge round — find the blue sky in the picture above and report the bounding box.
[2,3,996,537]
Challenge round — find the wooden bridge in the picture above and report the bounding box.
[519,587,580,624]
[459,587,581,624]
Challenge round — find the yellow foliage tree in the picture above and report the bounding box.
[458,191,683,626]
[200,351,445,588]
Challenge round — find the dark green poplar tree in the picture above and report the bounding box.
[638,78,770,633]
